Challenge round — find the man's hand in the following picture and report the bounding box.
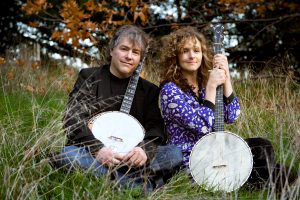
[96,147,124,166]
[123,147,147,168]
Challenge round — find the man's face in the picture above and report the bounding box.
[110,37,142,78]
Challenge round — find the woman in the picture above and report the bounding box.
[159,26,240,167]
[159,26,297,190]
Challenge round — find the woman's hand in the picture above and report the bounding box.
[207,54,229,89]
[205,54,233,103]
[207,68,226,90]
[213,54,229,80]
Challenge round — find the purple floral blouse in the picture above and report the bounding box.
[159,82,241,167]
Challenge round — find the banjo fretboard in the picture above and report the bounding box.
[120,48,148,114]
[212,24,225,132]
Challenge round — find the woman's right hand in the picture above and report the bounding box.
[205,68,226,104]
[207,68,227,90]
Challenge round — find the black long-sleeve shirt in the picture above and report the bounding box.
[63,65,166,161]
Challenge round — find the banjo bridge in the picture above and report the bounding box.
[108,136,124,143]
[212,164,227,169]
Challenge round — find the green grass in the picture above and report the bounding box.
[0,62,299,199]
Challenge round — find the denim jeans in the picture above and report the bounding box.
[54,145,182,192]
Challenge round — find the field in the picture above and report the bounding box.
[0,61,299,199]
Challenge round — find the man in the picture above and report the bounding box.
[53,25,182,192]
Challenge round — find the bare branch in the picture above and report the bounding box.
[144,13,300,30]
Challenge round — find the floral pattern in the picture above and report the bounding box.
[160,82,241,166]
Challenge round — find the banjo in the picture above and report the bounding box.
[189,24,253,192]
[87,50,148,155]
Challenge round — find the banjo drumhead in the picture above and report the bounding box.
[189,131,253,192]
[89,111,145,155]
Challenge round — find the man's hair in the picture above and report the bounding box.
[108,25,149,58]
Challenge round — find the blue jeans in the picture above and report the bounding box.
[55,145,182,192]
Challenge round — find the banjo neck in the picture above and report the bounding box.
[214,86,224,132]
[120,47,148,114]
[212,24,225,133]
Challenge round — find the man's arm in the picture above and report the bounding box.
[141,81,167,162]
[63,68,104,155]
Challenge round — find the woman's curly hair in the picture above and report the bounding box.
[160,26,213,91]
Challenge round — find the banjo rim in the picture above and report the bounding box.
[189,131,253,192]
[88,111,145,154]
[88,110,146,135]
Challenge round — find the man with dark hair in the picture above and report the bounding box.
[53,25,182,192]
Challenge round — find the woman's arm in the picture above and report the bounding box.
[213,54,233,97]
[208,54,240,124]
[224,94,241,124]
[160,83,215,136]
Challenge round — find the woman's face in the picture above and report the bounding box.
[178,38,202,74]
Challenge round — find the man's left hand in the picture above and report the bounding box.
[123,147,147,167]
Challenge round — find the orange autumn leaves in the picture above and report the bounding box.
[21,0,52,15]
[51,0,98,48]
[22,0,149,50]
[22,0,300,52]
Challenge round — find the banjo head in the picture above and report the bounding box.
[88,111,145,155]
[189,131,253,192]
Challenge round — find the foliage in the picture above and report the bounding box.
[170,0,300,77]
[218,0,300,76]
[21,0,150,52]
[1,0,299,76]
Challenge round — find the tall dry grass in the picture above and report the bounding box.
[0,59,299,199]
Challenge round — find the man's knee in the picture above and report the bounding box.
[58,145,90,168]
[165,145,183,164]
[155,145,183,169]
[61,146,83,160]
[49,146,82,169]
[160,144,182,155]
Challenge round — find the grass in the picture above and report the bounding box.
[0,60,299,200]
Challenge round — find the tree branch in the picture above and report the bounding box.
[143,13,300,30]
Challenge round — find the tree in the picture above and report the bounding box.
[20,0,150,60]
[0,1,24,54]
[2,0,299,78]
[149,0,300,76]
[217,0,300,75]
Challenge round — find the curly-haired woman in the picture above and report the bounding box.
[159,26,240,167]
[159,26,297,190]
